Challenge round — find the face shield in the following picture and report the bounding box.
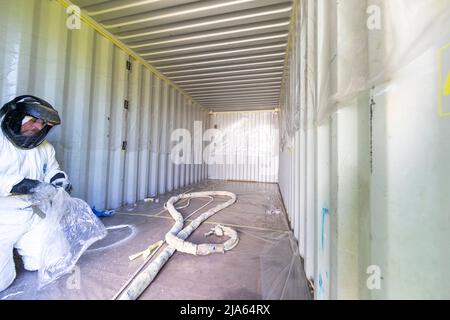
[0,95,61,149]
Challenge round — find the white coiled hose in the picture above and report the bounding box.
[117,191,238,300]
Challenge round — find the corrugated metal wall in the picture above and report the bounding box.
[279,0,450,300]
[0,0,209,210]
[278,0,317,284]
[208,111,279,183]
[69,0,293,112]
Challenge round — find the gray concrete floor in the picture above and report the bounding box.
[0,180,312,300]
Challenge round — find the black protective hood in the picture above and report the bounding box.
[0,95,61,149]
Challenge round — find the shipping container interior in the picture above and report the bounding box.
[0,0,449,300]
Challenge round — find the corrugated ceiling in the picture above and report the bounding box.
[71,0,293,111]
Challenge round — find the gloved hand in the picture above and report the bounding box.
[11,178,41,195]
[50,173,72,193]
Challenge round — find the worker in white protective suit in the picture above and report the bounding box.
[0,95,72,292]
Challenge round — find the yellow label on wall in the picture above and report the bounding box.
[445,72,450,97]
[438,43,450,117]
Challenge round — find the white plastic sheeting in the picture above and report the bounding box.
[208,111,279,183]
[0,0,209,210]
[278,0,450,300]
[279,0,317,284]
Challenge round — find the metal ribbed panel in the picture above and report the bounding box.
[72,0,293,112]
[188,101,195,184]
[106,49,129,209]
[194,103,200,183]
[203,109,209,180]
[166,86,176,192]
[84,33,114,209]
[158,83,169,194]
[124,60,142,205]
[149,76,162,197]
[277,0,314,283]
[0,0,208,209]
[193,105,199,184]
[208,111,279,183]
[173,91,182,190]
[178,96,187,188]
[137,69,153,200]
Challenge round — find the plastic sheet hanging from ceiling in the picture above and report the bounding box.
[279,0,450,139]
[279,0,303,144]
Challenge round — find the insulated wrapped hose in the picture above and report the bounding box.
[117,191,238,300]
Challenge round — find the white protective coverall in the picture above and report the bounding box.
[0,129,68,291]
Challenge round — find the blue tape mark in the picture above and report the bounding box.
[318,273,324,298]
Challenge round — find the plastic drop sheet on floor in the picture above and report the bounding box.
[0,180,312,300]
